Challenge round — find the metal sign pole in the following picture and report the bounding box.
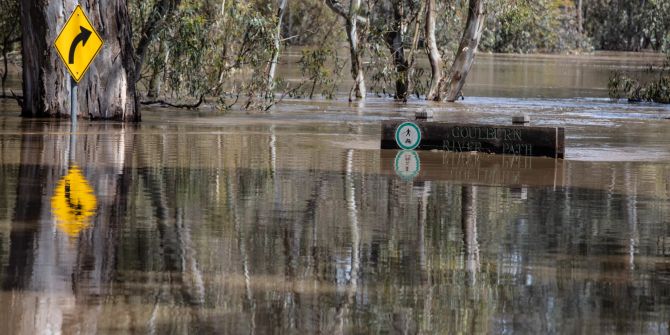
[71,76,78,128]
[70,76,77,163]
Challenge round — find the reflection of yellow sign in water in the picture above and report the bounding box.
[51,166,97,237]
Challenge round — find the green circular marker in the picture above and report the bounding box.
[395,122,422,150]
[394,150,421,180]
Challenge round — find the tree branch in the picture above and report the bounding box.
[141,95,204,109]
[134,0,182,83]
[0,90,24,106]
[324,0,367,23]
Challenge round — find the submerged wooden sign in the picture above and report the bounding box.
[381,121,565,159]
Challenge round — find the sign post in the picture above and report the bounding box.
[71,77,77,129]
[51,6,102,237]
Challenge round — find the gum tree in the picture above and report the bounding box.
[445,0,485,102]
[20,0,139,120]
[325,0,367,100]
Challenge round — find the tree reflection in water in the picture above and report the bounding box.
[0,119,669,334]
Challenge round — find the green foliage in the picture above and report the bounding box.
[296,47,345,99]
[608,54,670,104]
[131,0,281,109]
[123,0,670,106]
[0,0,19,44]
[585,0,670,51]
[366,32,396,98]
[285,0,341,46]
[480,0,589,53]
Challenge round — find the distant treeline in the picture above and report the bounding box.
[282,0,670,53]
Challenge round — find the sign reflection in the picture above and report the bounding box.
[51,165,97,237]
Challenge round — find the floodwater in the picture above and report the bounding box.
[0,53,670,334]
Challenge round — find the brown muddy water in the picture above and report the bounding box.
[1,54,670,334]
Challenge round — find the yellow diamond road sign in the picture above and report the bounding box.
[54,5,103,82]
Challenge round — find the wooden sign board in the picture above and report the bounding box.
[381,121,565,159]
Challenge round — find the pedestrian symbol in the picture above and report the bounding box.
[395,122,422,150]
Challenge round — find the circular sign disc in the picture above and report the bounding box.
[394,150,421,180]
[395,122,422,150]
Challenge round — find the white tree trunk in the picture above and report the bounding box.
[20,0,138,121]
[326,0,366,100]
[349,0,366,100]
[425,0,442,101]
[267,0,288,93]
[577,0,583,34]
[445,0,485,102]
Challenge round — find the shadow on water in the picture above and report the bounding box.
[0,115,668,334]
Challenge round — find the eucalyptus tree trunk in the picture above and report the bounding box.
[325,0,366,100]
[406,0,424,97]
[267,0,288,94]
[346,0,366,100]
[386,0,408,101]
[1,42,10,96]
[444,0,484,102]
[20,0,138,121]
[425,0,442,101]
[577,0,583,34]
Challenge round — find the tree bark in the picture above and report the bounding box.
[386,0,408,101]
[577,0,583,34]
[346,0,366,100]
[20,0,139,121]
[425,0,441,101]
[325,0,366,100]
[1,43,9,96]
[406,0,424,98]
[267,0,288,94]
[444,0,484,102]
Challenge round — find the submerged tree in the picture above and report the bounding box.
[425,0,441,101]
[444,0,485,102]
[20,0,139,120]
[267,0,289,95]
[325,0,368,100]
[0,0,19,97]
[384,0,409,101]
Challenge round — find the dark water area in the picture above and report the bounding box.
[0,54,670,334]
